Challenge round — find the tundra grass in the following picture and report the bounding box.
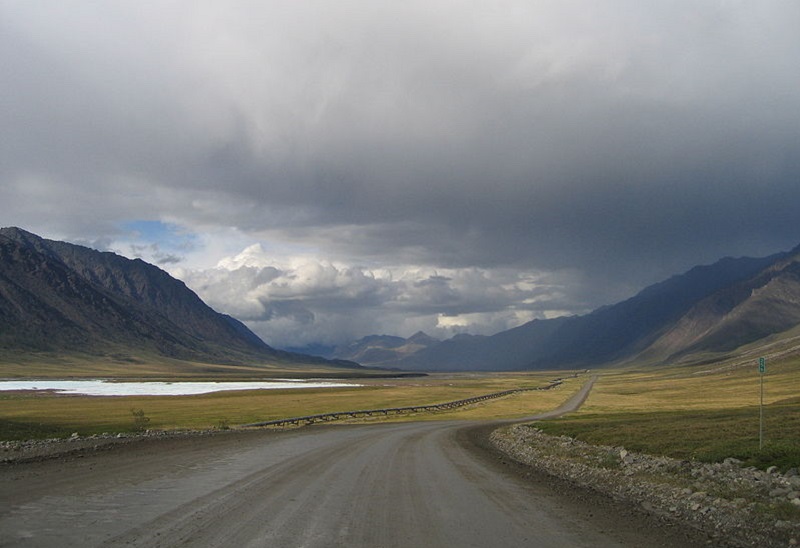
[536,401,800,471]
[0,372,569,440]
[535,357,800,470]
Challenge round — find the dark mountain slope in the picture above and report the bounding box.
[394,319,569,371]
[2,227,271,354]
[642,246,800,361]
[527,252,785,368]
[388,250,789,371]
[0,227,359,369]
[0,233,199,358]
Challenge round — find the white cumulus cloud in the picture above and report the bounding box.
[178,244,579,348]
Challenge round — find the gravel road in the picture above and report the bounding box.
[0,378,709,547]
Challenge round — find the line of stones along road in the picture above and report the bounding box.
[241,379,566,429]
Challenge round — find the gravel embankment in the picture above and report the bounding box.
[492,424,800,548]
[0,429,225,463]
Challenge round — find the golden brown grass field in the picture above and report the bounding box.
[538,356,800,470]
[0,370,570,439]
[2,354,798,470]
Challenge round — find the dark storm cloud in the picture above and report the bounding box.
[171,1,800,294]
[2,1,800,344]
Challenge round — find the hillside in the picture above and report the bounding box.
[640,246,800,362]
[359,246,799,371]
[0,227,360,372]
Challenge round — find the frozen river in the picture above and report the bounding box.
[0,379,359,396]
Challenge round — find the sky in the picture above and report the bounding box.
[2,1,800,349]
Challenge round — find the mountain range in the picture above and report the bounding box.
[0,227,358,372]
[326,244,800,371]
[4,226,800,373]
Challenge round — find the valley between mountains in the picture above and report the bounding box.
[4,6,800,546]
[4,226,800,376]
[2,228,800,547]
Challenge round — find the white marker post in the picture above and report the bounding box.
[759,357,766,451]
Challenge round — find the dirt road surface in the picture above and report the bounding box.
[0,379,709,547]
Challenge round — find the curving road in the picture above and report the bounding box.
[0,379,704,547]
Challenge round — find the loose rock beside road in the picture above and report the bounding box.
[0,429,221,463]
[492,424,800,548]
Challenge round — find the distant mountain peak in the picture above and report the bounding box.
[331,331,440,365]
[407,331,438,344]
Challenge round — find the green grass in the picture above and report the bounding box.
[0,419,69,440]
[536,402,800,471]
[535,358,800,471]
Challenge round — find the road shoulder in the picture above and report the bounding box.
[459,422,720,548]
[483,422,800,547]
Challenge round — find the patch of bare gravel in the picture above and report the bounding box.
[491,424,800,548]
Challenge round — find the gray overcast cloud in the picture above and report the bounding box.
[2,1,800,347]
